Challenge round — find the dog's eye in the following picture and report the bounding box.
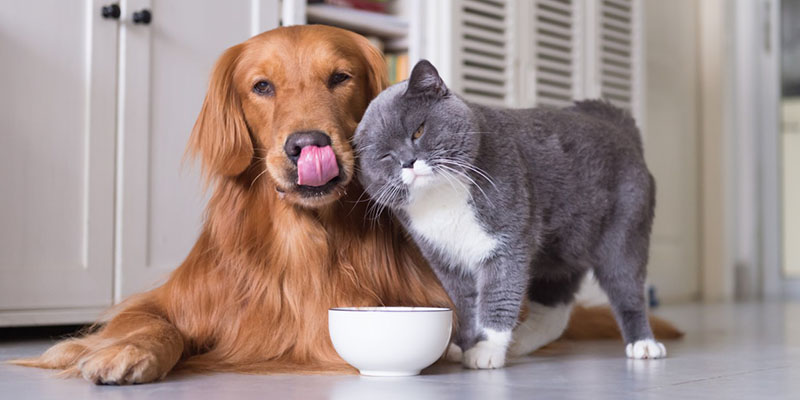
[412,124,424,140]
[328,72,351,88]
[253,80,275,96]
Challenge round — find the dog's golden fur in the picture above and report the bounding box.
[13,25,679,384]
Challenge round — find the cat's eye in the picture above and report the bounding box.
[412,124,424,140]
[379,153,393,162]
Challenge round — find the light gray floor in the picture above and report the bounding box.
[1,301,799,400]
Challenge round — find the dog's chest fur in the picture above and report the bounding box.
[403,181,497,271]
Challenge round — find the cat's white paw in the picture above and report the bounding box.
[625,339,667,359]
[463,340,507,369]
[445,343,463,363]
[508,301,573,357]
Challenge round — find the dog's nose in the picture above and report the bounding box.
[284,131,332,163]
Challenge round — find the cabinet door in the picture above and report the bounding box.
[0,0,117,319]
[522,0,583,108]
[116,0,277,300]
[449,0,516,107]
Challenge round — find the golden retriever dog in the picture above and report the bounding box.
[13,25,679,384]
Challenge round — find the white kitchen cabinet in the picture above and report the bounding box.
[0,0,279,326]
[0,0,118,324]
[114,0,273,300]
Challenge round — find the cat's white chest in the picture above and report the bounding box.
[404,181,497,271]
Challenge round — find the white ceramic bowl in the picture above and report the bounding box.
[328,307,452,377]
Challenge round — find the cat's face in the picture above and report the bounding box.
[354,60,479,209]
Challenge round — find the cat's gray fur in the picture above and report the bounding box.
[354,60,664,367]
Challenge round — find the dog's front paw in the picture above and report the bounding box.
[626,339,667,359]
[445,343,463,363]
[463,340,506,369]
[77,343,164,385]
[11,339,88,370]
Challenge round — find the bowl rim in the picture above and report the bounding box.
[329,306,451,312]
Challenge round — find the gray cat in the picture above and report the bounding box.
[354,60,665,369]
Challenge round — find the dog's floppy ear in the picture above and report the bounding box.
[349,32,388,101]
[188,43,253,179]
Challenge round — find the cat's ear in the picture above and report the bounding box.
[406,59,449,97]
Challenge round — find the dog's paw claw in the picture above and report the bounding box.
[77,344,162,385]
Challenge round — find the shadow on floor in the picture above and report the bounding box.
[0,324,88,343]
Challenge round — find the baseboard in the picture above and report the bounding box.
[0,307,106,327]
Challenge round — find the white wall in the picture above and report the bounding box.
[783,99,800,277]
[642,0,701,302]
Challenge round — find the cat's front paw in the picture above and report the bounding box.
[626,339,667,359]
[463,340,506,369]
[445,343,463,363]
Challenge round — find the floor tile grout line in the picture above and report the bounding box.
[635,364,794,392]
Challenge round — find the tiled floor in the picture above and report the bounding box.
[1,302,799,400]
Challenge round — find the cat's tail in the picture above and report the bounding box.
[569,99,638,130]
[563,305,684,340]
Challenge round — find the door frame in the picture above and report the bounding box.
[699,0,785,301]
[759,0,784,300]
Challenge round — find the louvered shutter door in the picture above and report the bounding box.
[419,0,642,117]
[586,0,643,120]
[599,0,634,108]
[455,0,514,106]
[529,0,581,107]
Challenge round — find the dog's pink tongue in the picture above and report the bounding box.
[297,145,340,187]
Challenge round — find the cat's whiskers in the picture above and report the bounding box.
[372,183,403,228]
[371,184,393,219]
[436,157,499,192]
[433,159,493,204]
[366,185,387,222]
[435,163,493,206]
[346,188,375,219]
[348,191,373,205]
[386,181,405,208]
[366,180,401,225]
[436,167,474,202]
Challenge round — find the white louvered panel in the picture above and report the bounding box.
[598,0,635,111]
[537,19,572,38]
[537,95,570,108]
[463,39,506,58]
[462,94,506,106]
[462,65,505,83]
[462,0,506,18]
[537,0,572,13]
[423,0,642,114]
[458,0,512,106]
[600,61,631,79]
[462,8,503,28]
[537,70,572,87]
[537,58,573,75]
[602,26,631,44]
[537,45,572,64]
[531,0,578,108]
[463,52,506,69]
[602,73,632,90]
[464,79,507,96]
[463,25,506,44]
